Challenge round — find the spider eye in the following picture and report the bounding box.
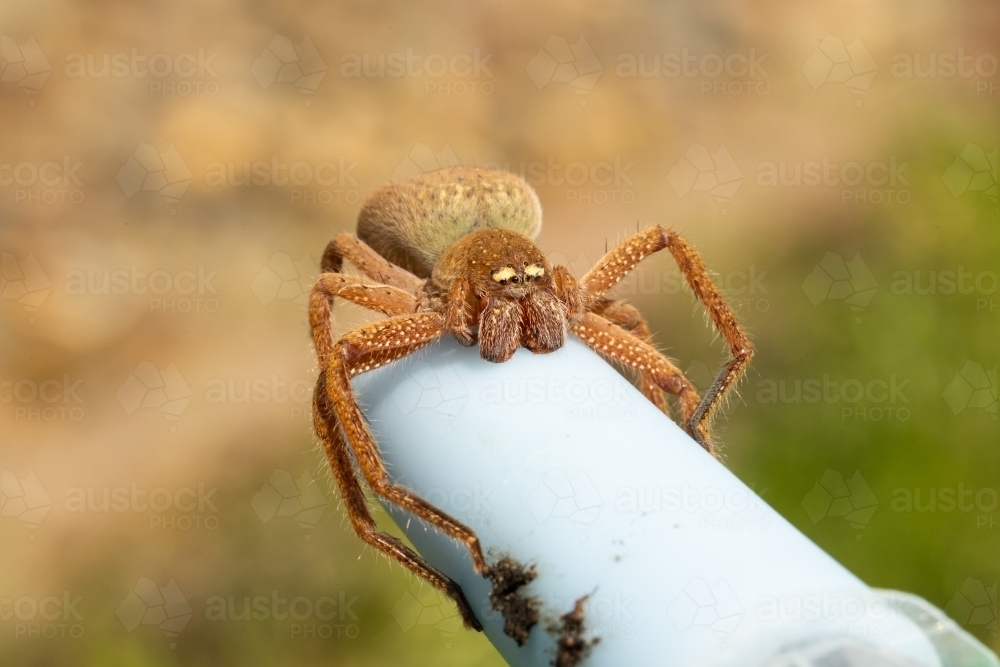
[524,263,545,279]
[491,267,517,283]
[511,276,520,284]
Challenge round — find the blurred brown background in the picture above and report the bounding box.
[1,0,997,665]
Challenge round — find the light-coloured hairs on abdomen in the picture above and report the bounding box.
[357,166,542,278]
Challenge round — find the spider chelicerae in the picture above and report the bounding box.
[308,166,752,634]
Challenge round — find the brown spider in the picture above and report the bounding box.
[308,166,752,633]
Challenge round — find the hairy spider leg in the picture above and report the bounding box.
[309,273,418,366]
[322,313,490,575]
[570,311,704,447]
[579,226,753,454]
[321,232,424,292]
[309,273,485,629]
[590,298,672,415]
[554,265,678,417]
[313,372,481,630]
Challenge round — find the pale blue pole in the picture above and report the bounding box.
[353,337,998,667]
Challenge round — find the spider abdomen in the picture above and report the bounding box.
[357,166,542,279]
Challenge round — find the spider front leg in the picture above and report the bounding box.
[309,272,418,366]
[324,313,491,571]
[444,277,476,347]
[590,298,671,415]
[313,372,481,630]
[309,276,486,628]
[556,266,682,419]
[579,226,753,453]
[571,311,705,450]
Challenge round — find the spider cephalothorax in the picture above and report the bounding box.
[309,166,752,637]
[427,228,569,361]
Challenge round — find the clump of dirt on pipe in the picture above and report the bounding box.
[548,595,598,667]
[487,555,541,645]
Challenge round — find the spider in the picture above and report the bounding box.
[309,166,752,634]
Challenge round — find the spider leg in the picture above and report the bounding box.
[321,232,424,292]
[590,298,670,415]
[571,311,709,454]
[578,226,753,453]
[322,312,491,575]
[309,275,487,626]
[445,277,476,347]
[313,371,482,631]
[309,272,417,366]
[552,264,586,317]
